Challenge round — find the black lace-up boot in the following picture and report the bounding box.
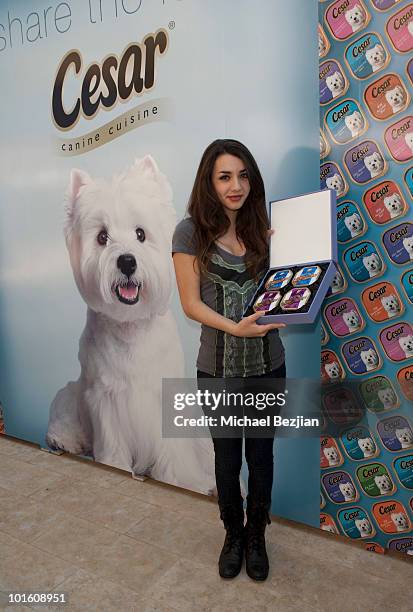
[218,503,245,578]
[245,500,271,581]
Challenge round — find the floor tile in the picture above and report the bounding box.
[30,569,145,612]
[27,450,131,489]
[0,455,63,497]
[267,518,413,583]
[116,478,220,525]
[0,531,77,593]
[0,489,71,544]
[30,478,155,534]
[31,514,179,596]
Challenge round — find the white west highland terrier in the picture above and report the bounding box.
[46,156,216,495]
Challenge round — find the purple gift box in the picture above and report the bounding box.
[244,189,338,324]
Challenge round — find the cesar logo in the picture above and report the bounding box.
[52,29,168,130]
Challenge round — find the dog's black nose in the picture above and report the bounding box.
[117,254,137,277]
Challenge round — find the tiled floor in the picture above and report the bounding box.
[0,435,411,612]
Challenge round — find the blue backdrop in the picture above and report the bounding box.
[0,0,320,525]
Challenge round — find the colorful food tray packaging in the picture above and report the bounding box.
[253,290,282,313]
[265,269,293,289]
[280,287,312,310]
[292,266,322,287]
[244,189,338,324]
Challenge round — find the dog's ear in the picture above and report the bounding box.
[134,155,160,175]
[64,169,91,244]
[68,169,91,203]
[133,154,173,207]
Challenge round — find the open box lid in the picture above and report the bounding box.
[269,189,337,269]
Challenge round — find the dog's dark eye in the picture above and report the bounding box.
[97,230,108,246]
[136,228,145,242]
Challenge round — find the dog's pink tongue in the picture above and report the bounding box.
[120,285,138,300]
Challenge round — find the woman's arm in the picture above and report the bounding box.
[173,253,285,338]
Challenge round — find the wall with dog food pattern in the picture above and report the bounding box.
[319,0,413,555]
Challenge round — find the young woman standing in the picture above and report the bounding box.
[172,139,286,581]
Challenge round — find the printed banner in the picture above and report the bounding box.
[319,0,413,556]
[0,0,320,525]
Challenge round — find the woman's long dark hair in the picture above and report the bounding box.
[187,139,269,280]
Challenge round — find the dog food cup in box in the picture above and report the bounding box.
[265,269,293,290]
[280,288,312,311]
[244,189,338,324]
[292,266,322,287]
[253,291,282,314]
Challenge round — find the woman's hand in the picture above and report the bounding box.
[173,253,285,338]
[233,311,286,338]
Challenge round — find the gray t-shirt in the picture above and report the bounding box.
[172,217,285,377]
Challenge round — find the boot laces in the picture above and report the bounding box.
[220,505,244,553]
[224,527,244,553]
[246,507,270,553]
[246,523,265,553]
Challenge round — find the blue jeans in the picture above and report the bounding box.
[197,362,286,510]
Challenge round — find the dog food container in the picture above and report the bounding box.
[265,269,293,290]
[253,290,282,313]
[292,266,322,287]
[243,189,338,324]
[280,287,312,311]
